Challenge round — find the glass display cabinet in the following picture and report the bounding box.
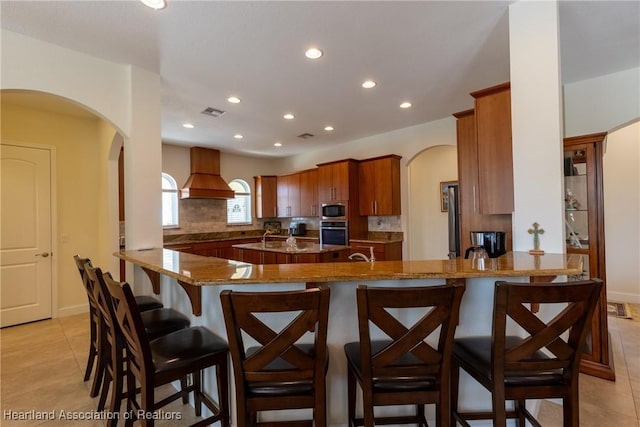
[564,132,614,380]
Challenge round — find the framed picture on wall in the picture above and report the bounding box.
[440,181,458,212]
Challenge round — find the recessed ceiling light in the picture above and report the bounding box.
[400,102,412,109]
[305,47,323,59]
[140,0,166,10]
[283,113,295,120]
[234,134,243,139]
[362,80,377,89]
[182,123,194,129]
[324,126,334,131]
[227,96,241,104]
[274,142,282,147]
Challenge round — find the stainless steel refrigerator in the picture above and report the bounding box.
[447,184,460,259]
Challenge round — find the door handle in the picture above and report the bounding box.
[36,252,50,258]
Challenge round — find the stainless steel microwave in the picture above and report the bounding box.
[321,202,347,220]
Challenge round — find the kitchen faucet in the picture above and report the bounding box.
[262,229,275,245]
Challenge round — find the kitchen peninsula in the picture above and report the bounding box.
[116,248,581,425]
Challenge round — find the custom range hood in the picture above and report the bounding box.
[180,147,235,199]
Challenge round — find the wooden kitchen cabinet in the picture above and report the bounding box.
[164,243,195,254]
[218,238,260,260]
[564,132,614,380]
[358,155,401,216]
[317,159,359,202]
[254,175,277,218]
[233,247,348,264]
[471,82,514,214]
[317,158,367,239]
[349,240,403,261]
[299,168,318,217]
[192,241,219,257]
[277,173,300,217]
[454,108,512,254]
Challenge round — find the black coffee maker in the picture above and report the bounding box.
[464,231,506,259]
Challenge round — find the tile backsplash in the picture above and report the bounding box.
[164,199,402,237]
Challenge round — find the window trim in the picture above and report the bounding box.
[162,172,179,228]
[226,178,252,225]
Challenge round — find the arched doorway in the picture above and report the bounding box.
[1,90,123,325]
[406,145,457,260]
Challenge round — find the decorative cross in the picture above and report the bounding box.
[528,222,545,255]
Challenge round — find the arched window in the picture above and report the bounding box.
[162,173,179,228]
[227,179,252,225]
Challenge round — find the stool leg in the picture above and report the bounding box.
[451,358,461,426]
[181,376,189,404]
[216,356,230,427]
[90,321,107,398]
[347,365,356,427]
[492,386,507,427]
[84,309,98,381]
[194,370,202,417]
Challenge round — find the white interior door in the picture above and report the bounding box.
[1,144,52,327]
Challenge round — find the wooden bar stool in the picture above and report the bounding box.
[344,282,465,427]
[103,273,230,427]
[74,255,164,398]
[451,279,602,427]
[220,286,331,426]
[85,264,191,421]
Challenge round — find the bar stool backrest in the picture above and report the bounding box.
[491,279,603,382]
[102,275,155,384]
[356,282,465,385]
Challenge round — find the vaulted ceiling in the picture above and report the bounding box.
[2,1,638,157]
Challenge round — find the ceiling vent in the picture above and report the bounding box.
[201,107,226,117]
[297,133,314,139]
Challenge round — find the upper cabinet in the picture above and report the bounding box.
[277,173,300,218]
[454,82,513,254]
[317,159,360,203]
[471,82,514,214]
[358,155,401,216]
[254,175,277,219]
[298,169,318,217]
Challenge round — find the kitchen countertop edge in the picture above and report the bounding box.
[115,249,583,286]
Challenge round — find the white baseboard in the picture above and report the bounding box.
[56,304,89,318]
[607,291,640,304]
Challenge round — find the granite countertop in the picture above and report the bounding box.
[115,249,582,286]
[233,241,349,254]
[163,231,402,245]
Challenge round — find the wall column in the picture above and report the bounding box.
[124,66,163,294]
[509,1,565,253]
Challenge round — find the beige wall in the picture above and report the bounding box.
[564,68,640,302]
[407,145,458,259]
[1,102,118,315]
[603,121,640,302]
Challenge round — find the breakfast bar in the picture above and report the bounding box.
[115,249,582,424]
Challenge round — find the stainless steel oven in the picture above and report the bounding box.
[320,221,349,246]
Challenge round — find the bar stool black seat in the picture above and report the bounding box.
[451,279,602,427]
[220,286,331,426]
[344,282,465,427]
[103,273,230,427]
[85,264,191,421]
[73,255,164,398]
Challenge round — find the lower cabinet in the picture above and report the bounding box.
[348,240,403,261]
[165,238,261,260]
[233,248,349,264]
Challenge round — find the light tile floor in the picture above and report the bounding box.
[1,307,639,426]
